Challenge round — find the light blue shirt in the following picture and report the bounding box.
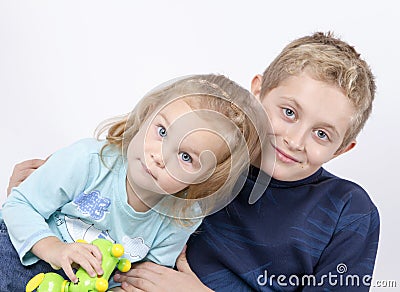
[2,138,201,268]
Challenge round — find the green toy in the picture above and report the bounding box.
[26,238,131,292]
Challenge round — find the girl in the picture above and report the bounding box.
[0,74,266,290]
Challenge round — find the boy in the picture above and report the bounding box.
[6,32,379,291]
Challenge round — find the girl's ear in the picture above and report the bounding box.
[251,74,263,99]
[334,140,357,157]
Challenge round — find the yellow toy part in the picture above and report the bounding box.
[26,273,44,292]
[117,259,132,273]
[94,278,108,292]
[111,243,124,258]
[26,272,68,292]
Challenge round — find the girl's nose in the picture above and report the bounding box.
[151,152,165,168]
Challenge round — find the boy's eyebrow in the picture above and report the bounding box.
[284,96,302,108]
[319,122,340,138]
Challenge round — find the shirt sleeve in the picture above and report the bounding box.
[2,139,93,265]
[145,219,202,267]
[303,201,380,291]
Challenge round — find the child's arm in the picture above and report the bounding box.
[32,236,104,283]
[2,139,93,265]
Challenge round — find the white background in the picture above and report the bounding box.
[0,1,398,289]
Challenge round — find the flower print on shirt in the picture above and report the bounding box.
[73,190,111,220]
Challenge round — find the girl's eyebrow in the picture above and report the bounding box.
[183,145,200,159]
[158,112,170,127]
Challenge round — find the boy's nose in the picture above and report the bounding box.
[283,129,305,151]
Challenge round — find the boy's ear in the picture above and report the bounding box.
[334,140,357,157]
[251,74,263,99]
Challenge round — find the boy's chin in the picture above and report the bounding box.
[272,173,306,182]
[271,165,320,182]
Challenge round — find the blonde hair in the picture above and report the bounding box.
[260,32,376,152]
[96,74,266,219]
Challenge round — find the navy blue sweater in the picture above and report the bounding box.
[186,167,379,291]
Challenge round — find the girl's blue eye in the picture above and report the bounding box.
[283,108,295,119]
[316,130,328,140]
[179,152,192,163]
[157,126,167,137]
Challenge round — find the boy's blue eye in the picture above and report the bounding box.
[157,126,167,137]
[179,152,192,163]
[316,130,328,140]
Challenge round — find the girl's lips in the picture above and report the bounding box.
[140,160,157,179]
[272,145,300,163]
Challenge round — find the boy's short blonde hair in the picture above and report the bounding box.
[260,32,376,151]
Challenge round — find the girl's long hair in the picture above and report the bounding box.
[96,74,267,221]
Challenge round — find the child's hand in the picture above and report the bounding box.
[31,236,104,283]
[114,246,213,292]
[7,159,47,195]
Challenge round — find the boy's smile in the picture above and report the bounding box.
[252,71,357,181]
[272,144,301,164]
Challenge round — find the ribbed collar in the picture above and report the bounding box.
[248,165,324,189]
